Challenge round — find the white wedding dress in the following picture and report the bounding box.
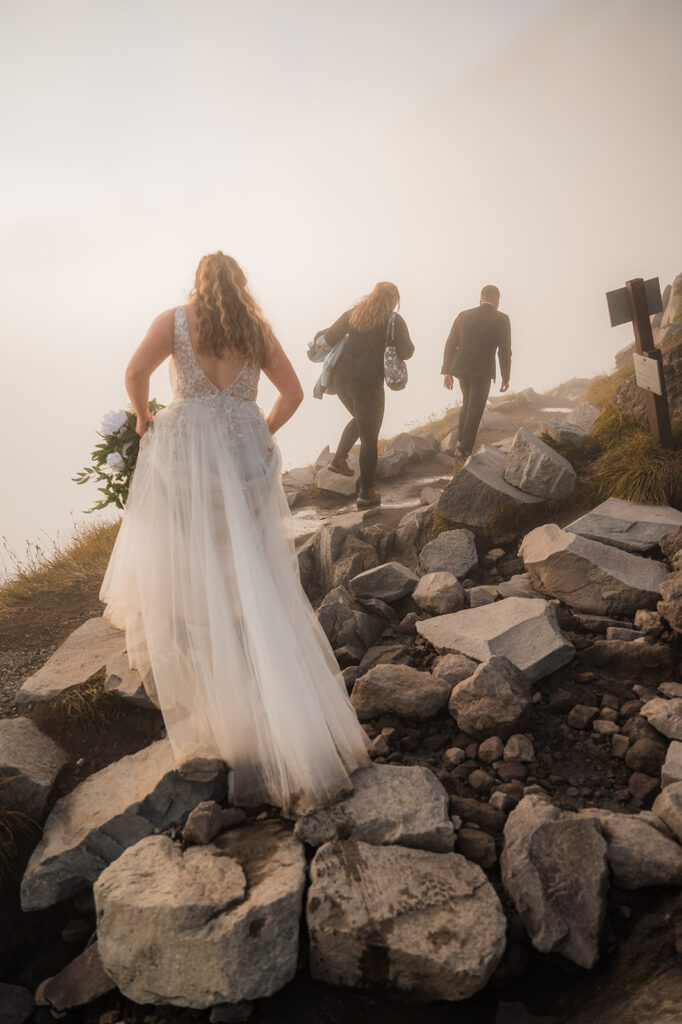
[101,307,370,813]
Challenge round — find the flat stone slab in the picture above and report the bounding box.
[566,498,682,554]
[501,795,608,969]
[350,561,419,603]
[307,839,506,1001]
[578,808,682,889]
[416,597,574,682]
[104,651,159,710]
[95,822,306,1007]
[294,764,454,853]
[503,426,576,499]
[640,698,682,741]
[0,718,69,822]
[562,402,602,432]
[16,617,125,705]
[350,664,451,721]
[21,740,226,911]
[436,446,544,530]
[520,523,667,617]
[315,467,358,496]
[418,529,478,578]
[35,943,115,1011]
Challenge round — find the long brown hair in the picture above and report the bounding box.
[349,281,400,331]
[190,252,273,367]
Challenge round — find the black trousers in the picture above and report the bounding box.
[335,386,385,492]
[457,374,492,454]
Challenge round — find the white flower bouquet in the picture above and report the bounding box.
[73,399,164,511]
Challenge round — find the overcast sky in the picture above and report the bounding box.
[1,0,681,567]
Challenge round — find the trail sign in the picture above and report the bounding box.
[606,276,673,448]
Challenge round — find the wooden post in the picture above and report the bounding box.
[625,277,674,448]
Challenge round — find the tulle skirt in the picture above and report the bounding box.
[100,394,370,814]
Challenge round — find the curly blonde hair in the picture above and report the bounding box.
[190,252,273,367]
[349,281,400,332]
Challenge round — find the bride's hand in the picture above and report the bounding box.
[136,412,153,437]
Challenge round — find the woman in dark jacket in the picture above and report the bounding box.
[318,282,414,509]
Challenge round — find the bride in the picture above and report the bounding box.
[100,251,371,814]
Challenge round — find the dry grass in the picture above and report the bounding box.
[49,672,124,724]
[591,410,682,506]
[408,406,460,442]
[0,803,40,884]
[581,366,636,408]
[0,518,120,612]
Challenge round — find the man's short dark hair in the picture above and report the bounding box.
[481,285,500,303]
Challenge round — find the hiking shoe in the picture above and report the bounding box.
[328,456,355,477]
[357,488,381,509]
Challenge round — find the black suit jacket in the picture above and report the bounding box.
[441,303,511,382]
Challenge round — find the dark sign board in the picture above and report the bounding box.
[606,277,663,327]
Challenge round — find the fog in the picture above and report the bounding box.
[1,0,681,569]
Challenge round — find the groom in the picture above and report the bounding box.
[441,284,512,457]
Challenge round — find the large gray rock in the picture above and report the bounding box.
[104,650,159,709]
[662,741,682,788]
[315,466,358,496]
[501,795,608,968]
[412,572,466,615]
[0,718,68,821]
[562,402,602,432]
[350,664,450,721]
[536,418,589,446]
[567,498,682,554]
[21,740,226,911]
[385,432,439,461]
[436,446,544,531]
[318,524,379,593]
[307,839,506,1001]
[350,561,419,603]
[497,573,539,599]
[16,617,125,705]
[95,822,306,1007]
[316,586,384,655]
[578,808,682,889]
[416,597,574,682]
[418,529,478,578]
[640,698,682,741]
[520,523,667,616]
[448,656,532,740]
[294,764,453,852]
[393,504,437,561]
[503,427,576,499]
[652,783,682,842]
[432,653,479,687]
[35,943,115,1011]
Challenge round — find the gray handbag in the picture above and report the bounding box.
[384,312,408,391]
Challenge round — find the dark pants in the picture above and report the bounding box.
[335,386,385,492]
[457,374,492,454]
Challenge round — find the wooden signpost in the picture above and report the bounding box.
[606,276,673,448]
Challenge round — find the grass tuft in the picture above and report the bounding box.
[0,803,40,884]
[581,366,635,408]
[49,672,124,724]
[0,519,120,611]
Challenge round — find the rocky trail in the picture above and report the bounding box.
[2,288,682,1024]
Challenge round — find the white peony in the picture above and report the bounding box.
[100,410,128,436]
[106,451,126,472]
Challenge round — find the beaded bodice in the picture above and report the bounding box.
[170,307,260,403]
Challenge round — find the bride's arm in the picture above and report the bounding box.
[262,335,304,434]
[125,310,174,436]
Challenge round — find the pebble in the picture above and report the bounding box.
[628,772,659,803]
[478,737,504,764]
[659,682,682,699]
[567,704,599,729]
[468,769,495,796]
[503,735,535,763]
[611,734,630,759]
[593,720,619,736]
[574,671,597,683]
[442,747,466,769]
